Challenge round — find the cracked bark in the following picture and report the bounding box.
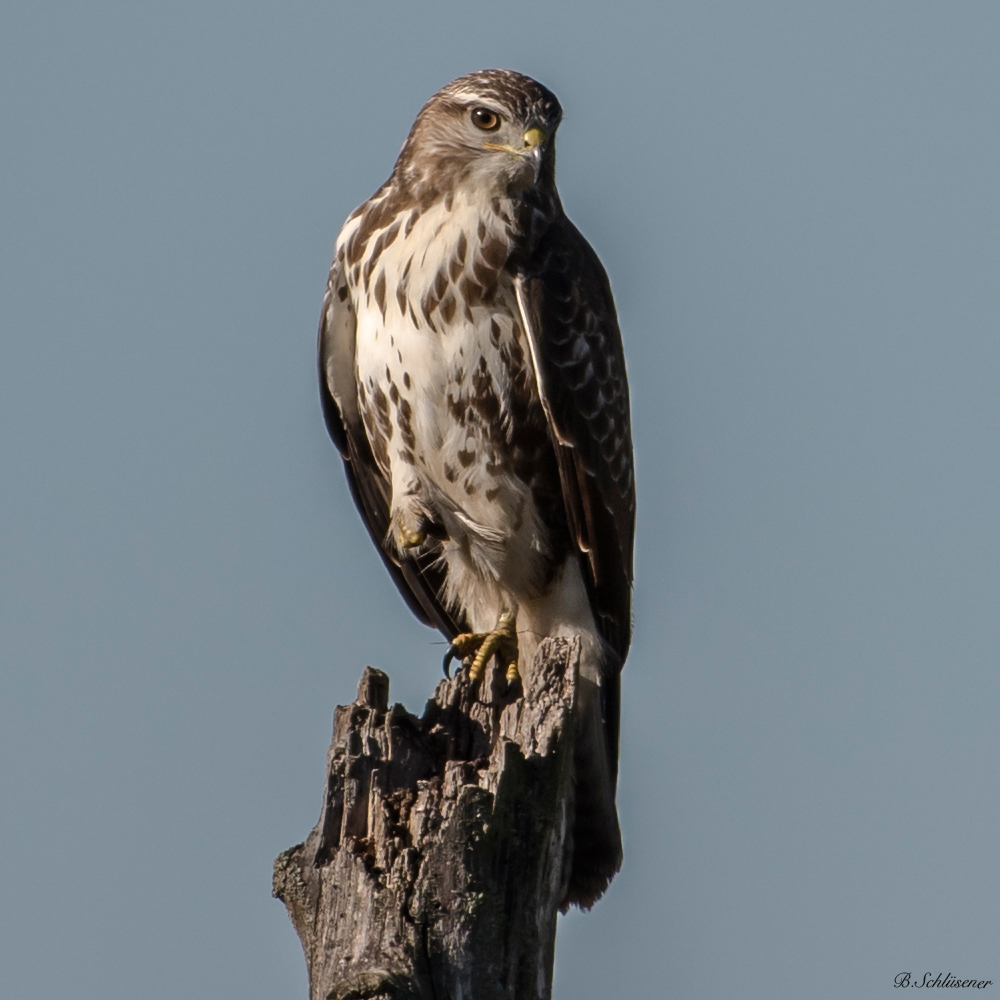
[273,637,583,1000]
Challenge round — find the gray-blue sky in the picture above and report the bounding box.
[2,2,998,997]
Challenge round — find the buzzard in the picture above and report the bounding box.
[318,69,635,906]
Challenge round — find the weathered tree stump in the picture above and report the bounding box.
[273,637,583,1000]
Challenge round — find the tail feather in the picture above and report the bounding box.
[563,641,623,910]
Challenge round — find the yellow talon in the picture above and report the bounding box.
[442,611,520,690]
[397,526,426,549]
[469,633,500,683]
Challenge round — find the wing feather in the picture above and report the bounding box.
[516,216,635,662]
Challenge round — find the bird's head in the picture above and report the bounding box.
[396,69,563,197]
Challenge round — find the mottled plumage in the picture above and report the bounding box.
[318,70,635,907]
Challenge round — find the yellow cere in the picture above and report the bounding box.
[522,127,546,149]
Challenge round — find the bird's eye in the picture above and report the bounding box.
[471,107,501,131]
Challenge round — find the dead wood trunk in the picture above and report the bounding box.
[273,637,582,1000]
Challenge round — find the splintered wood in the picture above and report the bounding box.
[273,637,581,1000]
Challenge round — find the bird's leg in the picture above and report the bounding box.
[389,492,443,552]
[390,501,427,550]
[396,521,426,550]
[443,610,521,689]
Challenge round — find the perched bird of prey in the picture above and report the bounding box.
[318,69,635,907]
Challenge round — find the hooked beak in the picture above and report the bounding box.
[483,125,548,157]
[483,126,548,181]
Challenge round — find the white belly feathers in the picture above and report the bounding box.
[340,188,558,630]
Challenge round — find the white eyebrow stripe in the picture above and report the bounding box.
[448,88,498,103]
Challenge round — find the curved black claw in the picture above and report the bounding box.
[442,643,460,678]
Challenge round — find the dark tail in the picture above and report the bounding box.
[563,642,623,910]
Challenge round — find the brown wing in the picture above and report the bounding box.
[318,252,464,640]
[516,215,636,663]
